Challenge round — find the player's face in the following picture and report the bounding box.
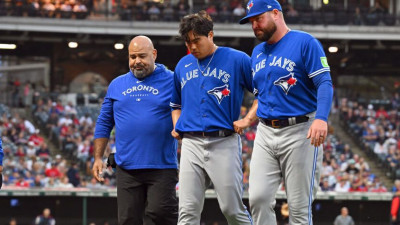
[249,11,277,42]
[128,42,157,79]
[185,30,215,60]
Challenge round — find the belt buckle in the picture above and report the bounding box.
[202,132,206,137]
[271,119,280,128]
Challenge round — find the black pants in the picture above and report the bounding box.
[116,166,178,225]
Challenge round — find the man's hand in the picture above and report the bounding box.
[0,165,3,174]
[307,119,328,147]
[171,129,182,140]
[233,118,252,135]
[92,159,104,182]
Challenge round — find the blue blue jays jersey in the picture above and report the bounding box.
[94,64,178,170]
[252,30,332,119]
[170,47,253,132]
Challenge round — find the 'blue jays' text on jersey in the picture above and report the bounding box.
[94,64,178,170]
[170,47,253,132]
[252,30,332,120]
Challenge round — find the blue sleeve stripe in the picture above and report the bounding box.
[169,102,181,108]
[308,68,330,78]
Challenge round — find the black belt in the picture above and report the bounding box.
[184,129,234,137]
[259,116,309,128]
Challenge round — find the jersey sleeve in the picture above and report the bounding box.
[240,53,254,93]
[170,69,182,109]
[304,37,333,122]
[303,37,330,78]
[250,48,259,99]
[94,84,115,139]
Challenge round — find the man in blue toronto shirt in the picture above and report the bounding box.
[170,11,253,225]
[236,0,333,224]
[93,36,178,225]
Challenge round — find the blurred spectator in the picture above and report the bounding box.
[334,177,350,192]
[67,162,80,187]
[320,178,334,191]
[24,81,33,108]
[232,4,245,19]
[333,207,355,225]
[392,179,400,192]
[36,143,50,158]
[64,102,77,115]
[73,0,88,19]
[119,2,132,21]
[8,217,17,225]
[42,0,56,18]
[29,129,44,147]
[148,4,160,21]
[345,159,360,175]
[34,208,56,225]
[286,4,298,17]
[58,176,74,188]
[26,141,37,157]
[79,111,93,126]
[176,3,187,20]
[162,4,174,21]
[27,0,40,17]
[45,162,61,178]
[353,7,363,25]
[206,4,218,18]
[23,116,36,134]
[218,5,232,23]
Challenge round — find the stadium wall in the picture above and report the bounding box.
[0,189,393,225]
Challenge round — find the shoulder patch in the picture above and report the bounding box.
[320,57,329,68]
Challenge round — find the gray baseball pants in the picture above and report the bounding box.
[249,113,322,225]
[178,133,253,225]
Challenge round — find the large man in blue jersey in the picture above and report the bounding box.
[236,0,333,224]
[93,36,178,225]
[170,11,253,225]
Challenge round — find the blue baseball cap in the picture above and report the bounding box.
[239,0,282,24]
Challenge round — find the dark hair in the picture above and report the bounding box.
[179,10,213,42]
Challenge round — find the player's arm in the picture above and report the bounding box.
[234,99,258,134]
[234,52,258,134]
[92,87,115,182]
[307,74,333,147]
[304,38,333,147]
[171,109,182,140]
[93,137,109,182]
[170,67,183,140]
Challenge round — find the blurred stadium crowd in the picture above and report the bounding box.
[2,79,400,193]
[1,0,398,25]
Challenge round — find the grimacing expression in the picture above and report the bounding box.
[250,12,277,42]
[128,45,156,79]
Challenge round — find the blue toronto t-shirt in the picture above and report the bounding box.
[94,64,178,170]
